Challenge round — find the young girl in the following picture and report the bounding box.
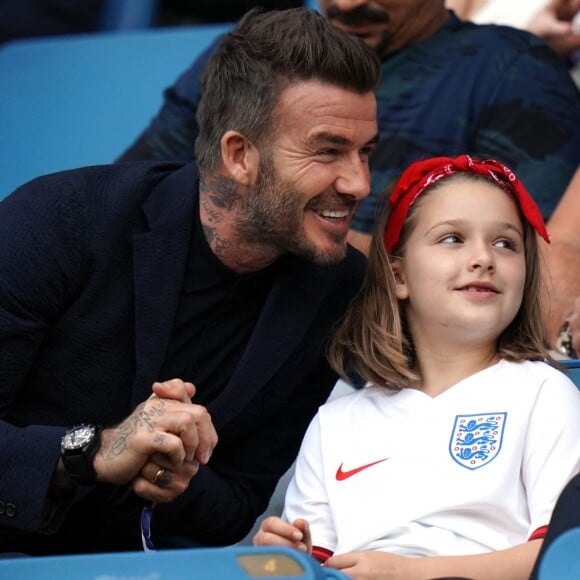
[253,155,580,579]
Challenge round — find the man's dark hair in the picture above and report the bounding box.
[195,7,381,172]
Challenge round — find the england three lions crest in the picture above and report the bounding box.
[449,413,507,470]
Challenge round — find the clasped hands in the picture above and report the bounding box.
[93,379,218,503]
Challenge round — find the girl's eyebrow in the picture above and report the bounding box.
[425,219,524,239]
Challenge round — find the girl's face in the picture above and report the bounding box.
[392,177,526,350]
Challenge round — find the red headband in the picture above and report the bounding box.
[384,155,550,253]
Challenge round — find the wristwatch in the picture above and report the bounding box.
[60,424,102,485]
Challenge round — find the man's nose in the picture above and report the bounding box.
[334,154,371,200]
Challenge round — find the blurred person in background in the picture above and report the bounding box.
[118,0,580,256]
[446,0,580,86]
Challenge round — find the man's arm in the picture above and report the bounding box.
[541,167,580,351]
[150,357,338,546]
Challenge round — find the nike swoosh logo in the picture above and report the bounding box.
[335,458,389,481]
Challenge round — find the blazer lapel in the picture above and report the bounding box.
[209,258,331,430]
[131,164,198,406]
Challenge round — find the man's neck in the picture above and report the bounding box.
[198,180,281,274]
[383,8,450,57]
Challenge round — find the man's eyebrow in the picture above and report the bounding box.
[310,132,380,147]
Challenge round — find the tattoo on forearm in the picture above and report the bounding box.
[106,399,167,458]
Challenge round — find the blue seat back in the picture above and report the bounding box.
[0,546,347,579]
[0,24,230,200]
[538,527,580,580]
[560,359,580,389]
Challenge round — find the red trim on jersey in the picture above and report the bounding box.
[529,525,548,541]
[311,546,334,563]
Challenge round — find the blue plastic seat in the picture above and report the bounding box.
[560,359,580,389]
[0,23,231,200]
[0,546,347,579]
[538,527,580,580]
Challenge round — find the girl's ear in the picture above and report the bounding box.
[220,130,260,185]
[391,258,409,300]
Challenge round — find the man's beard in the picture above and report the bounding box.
[237,157,348,266]
[325,3,393,56]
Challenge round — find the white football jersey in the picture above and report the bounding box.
[283,360,580,557]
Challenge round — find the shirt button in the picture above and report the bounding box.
[6,503,16,518]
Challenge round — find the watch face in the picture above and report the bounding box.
[62,425,95,450]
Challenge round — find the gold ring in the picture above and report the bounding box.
[152,468,166,485]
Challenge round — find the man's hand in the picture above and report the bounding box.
[93,379,217,503]
[528,0,580,57]
[253,516,312,554]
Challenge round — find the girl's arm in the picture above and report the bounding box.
[325,539,542,580]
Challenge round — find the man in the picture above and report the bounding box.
[0,8,380,555]
[118,0,580,254]
[541,167,580,355]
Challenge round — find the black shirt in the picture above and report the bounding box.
[159,211,279,405]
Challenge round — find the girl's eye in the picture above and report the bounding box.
[493,238,516,250]
[439,234,462,244]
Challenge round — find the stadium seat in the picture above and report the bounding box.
[560,359,580,389]
[537,527,580,580]
[0,545,347,579]
[0,23,231,200]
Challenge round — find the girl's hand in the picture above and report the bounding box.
[253,516,312,553]
[325,550,413,579]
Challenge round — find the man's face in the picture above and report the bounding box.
[319,0,443,56]
[238,80,378,266]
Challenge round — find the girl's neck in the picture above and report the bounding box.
[411,341,500,397]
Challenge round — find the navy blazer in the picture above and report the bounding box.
[0,162,366,554]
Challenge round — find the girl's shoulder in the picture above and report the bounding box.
[499,359,579,394]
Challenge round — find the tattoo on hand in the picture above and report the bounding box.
[107,399,167,458]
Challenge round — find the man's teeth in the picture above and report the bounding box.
[318,209,349,218]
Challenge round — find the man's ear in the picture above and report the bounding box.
[391,258,409,300]
[220,130,260,185]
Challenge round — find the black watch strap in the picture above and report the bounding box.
[60,425,102,485]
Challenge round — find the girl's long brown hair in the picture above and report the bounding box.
[328,173,553,390]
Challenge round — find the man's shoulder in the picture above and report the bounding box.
[5,161,189,210]
[447,13,542,51]
[418,14,556,68]
[9,161,185,195]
